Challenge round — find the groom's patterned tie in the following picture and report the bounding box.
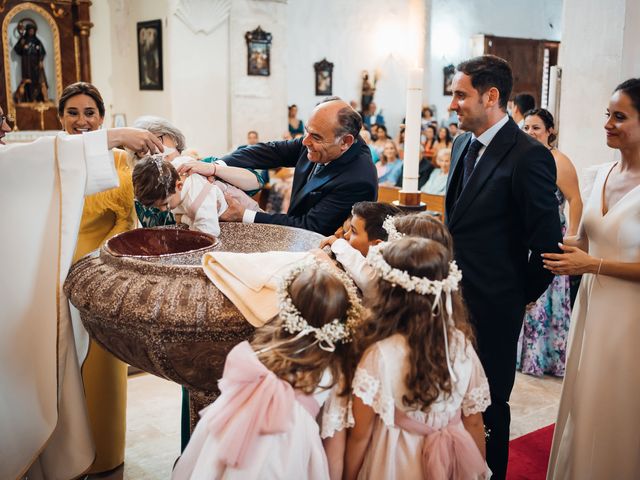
[462,139,483,188]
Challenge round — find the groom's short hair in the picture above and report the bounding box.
[457,55,513,111]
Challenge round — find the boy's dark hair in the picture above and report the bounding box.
[132,157,179,207]
[514,93,535,114]
[351,201,403,241]
[456,55,513,110]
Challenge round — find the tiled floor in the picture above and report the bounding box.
[92,371,563,479]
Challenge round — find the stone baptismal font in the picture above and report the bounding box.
[64,223,323,427]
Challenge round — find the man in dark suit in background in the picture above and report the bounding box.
[509,92,536,128]
[445,55,562,479]
[184,97,377,236]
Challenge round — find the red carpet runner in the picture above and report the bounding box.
[506,424,555,480]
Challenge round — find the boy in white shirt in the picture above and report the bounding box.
[319,201,402,302]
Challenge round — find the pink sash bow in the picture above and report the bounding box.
[394,408,486,479]
[201,341,319,469]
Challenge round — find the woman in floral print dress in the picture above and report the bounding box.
[517,109,582,376]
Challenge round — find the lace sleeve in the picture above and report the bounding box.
[320,384,354,439]
[462,344,491,416]
[352,343,395,426]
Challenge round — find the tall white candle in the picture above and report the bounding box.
[402,67,423,193]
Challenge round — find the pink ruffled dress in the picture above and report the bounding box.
[172,341,330,479]
[323,331,492,479]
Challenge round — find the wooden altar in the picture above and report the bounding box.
[0,0,93,131]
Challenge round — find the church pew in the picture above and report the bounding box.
[377,185,445,217]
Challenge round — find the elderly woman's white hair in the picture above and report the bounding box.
[132,115,186,152]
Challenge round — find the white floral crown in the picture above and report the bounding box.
[276,258,364,352]
[382,215,404,241]
[366,241,463,383]
[366,242,462,295]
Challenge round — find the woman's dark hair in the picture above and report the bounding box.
[614,78,640,114]
[58,82,105,117]
[351,201,403,241]
[375,124,388,138]
[438,126,452,145]
[524,108,557,145]
[456,55,513,110]
[425,124,437,148]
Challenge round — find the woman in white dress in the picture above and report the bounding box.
[543,78,640,479]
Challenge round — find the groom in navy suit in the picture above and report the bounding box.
[215,97,377,236]
[445,55,562,479]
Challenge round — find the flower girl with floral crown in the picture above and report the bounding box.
[343,237,491,480]
[172,258,363,480]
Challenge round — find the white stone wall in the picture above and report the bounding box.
[427,0,563,122]
[90,0,173,129]
[228,0,288,148]
[286,0,428,138]
[90,0,284,156]
[557,0,640,174]
[90,0,564,153]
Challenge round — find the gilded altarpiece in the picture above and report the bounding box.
[0,0,93,131]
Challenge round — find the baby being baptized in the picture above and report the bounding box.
[133,155,257,236]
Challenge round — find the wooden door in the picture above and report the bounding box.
[483,35,560,107]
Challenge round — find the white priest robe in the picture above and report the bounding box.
[0,130,119,480]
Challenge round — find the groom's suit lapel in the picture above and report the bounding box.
[448,120,518,229]
[446,133,470,223]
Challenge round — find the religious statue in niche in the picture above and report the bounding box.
[13,19,49,103]
[314,58,333,96]
[361,70,378,114]
[245,26,271,76]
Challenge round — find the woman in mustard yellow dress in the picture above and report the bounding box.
[59,82,134,474]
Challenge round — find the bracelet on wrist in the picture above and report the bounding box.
[596,257,604,275]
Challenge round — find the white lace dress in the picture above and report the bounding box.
[326,332,491,479]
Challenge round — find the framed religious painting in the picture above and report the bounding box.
[314,58,334,96]
[245,26,271,76]
[137,19,163,90]
[443,64,455,95]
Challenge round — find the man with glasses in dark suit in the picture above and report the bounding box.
[179,97,377,236]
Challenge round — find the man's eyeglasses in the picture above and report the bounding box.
[0,114,13,126]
